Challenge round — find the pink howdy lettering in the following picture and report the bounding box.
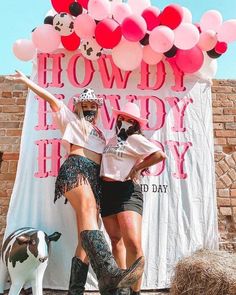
[143,140,165,176]
[97,55,132,89]
[166,140,192,179]
[34,139,63,178]
[166,57,186,92]
[37,53,65,88]
[67,53,95,87]
[166,97,193,132]
[138,61,166,90]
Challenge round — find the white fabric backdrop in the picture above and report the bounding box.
[3,50,218,290]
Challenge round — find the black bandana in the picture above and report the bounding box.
[83,110,97,123]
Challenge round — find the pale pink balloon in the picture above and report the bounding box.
[195,52,217,80]
[32,24,61,53]
[112,39,143,71]
[112,3,132,24]
[200,10,222,31]
[88,0,111,21]
[182,7,192,23]
[143,45,163,65]
[197,30,217,51]
[174,23,199,50]
[74,14,96,39]
[127,0,151,15]
[217,20,236,43]
[149,26,174,53]
[13,39,36,61]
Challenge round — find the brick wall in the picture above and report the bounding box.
[0,77,236,250]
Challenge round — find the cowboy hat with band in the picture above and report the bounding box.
[112,102,147,126]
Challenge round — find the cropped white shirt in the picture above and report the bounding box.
[100,134,161,181]
[52,101,106,154]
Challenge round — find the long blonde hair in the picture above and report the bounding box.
[73,102,100,140]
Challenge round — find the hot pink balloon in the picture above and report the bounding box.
[175,46,204,73]
[112,39,143,71]
[32,24,61,53]
[141,6,161,31]
[88,0,111,21]
[149,25,174,53]
[13,39,36,61]
[198,30,217,51]
[121,14,147,42]
[143,45,163,65]
[74,14,96,39]
[217,20,236,43]
[112,3,132,24]
[200,10,222,32]
[174,23,200,50]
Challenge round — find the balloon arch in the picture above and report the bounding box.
[13,0,236,79]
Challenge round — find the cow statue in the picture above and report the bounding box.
[0,227,61,295]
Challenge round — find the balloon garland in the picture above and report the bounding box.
[13,0,236,76]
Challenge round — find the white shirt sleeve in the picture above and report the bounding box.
[52,101,77,134]
[128,134,162,158]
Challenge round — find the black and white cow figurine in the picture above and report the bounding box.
[0,227,61,295]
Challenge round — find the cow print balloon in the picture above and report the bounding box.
[53,13,74,36]
[80,37,103,60]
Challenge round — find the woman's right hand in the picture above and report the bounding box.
[5,70,28,83]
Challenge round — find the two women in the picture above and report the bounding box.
[6,71,144,295]
[100,103,166,295]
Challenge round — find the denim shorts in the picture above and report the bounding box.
[54,154,101,205]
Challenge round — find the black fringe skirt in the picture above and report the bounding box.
[54,154,101,205]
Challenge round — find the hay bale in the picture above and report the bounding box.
[170,250,236,295]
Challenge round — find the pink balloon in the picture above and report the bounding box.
[197,30,217,51]
[112,39,143,71]
[143,45,163,65]
[88,0,111,21]
[174,23,200,50]
[141,6,161,31]
[13,39,36,61]
[121,14,147,42]
[112,3,132,24]
[175,46,204,73]
[217,20,236,43]
[32,24,61,53]
[149,25,174,53]
[74,14,96,39]
[200,10,222,31]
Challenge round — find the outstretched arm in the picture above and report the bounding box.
[6,70,61,112]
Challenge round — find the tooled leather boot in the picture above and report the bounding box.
[80,230,144,293]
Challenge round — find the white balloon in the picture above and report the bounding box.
[195,52,217,80]
[53,13,74,36]
[127,0,151,15]
[80,38,103,61]
[182,7,192,23]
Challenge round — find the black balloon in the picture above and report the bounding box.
[140,33,149,46]
[44,16,54,25]
[164,45,178,58]
[207,48,221,59]
[69,2,83,17]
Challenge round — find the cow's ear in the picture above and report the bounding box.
[48,232,61,242]
[16,235,31,245]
